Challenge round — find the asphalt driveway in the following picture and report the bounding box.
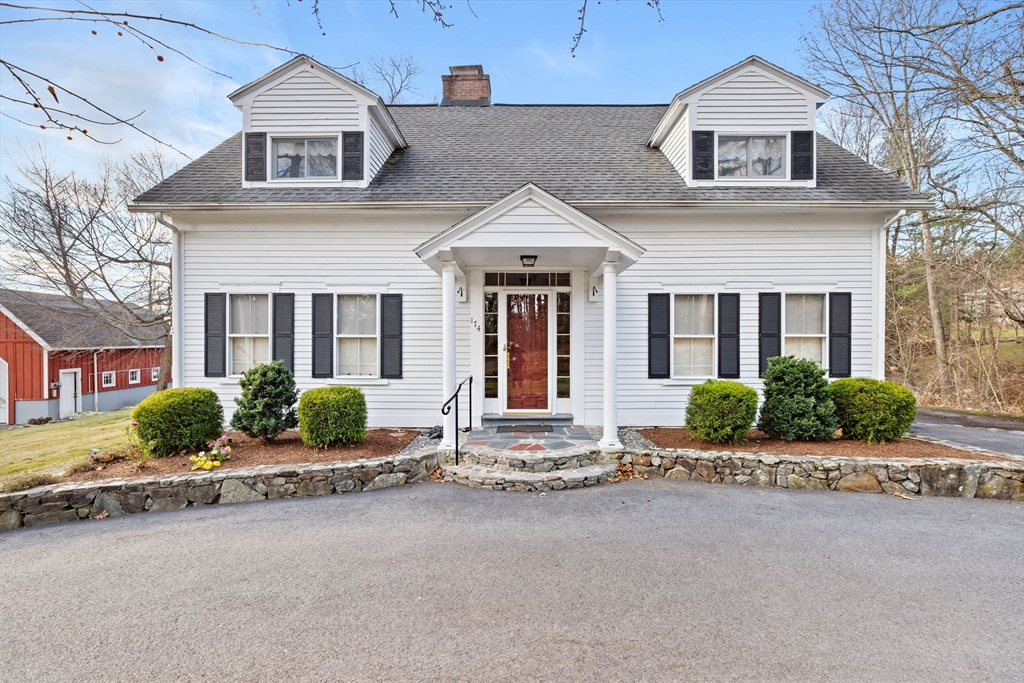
[1,479,1022,682]
[912,408,1024,458]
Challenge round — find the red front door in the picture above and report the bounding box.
[506,293,548,410]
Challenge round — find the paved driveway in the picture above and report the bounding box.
[1,480,1022,682]
[912,408,1024,458]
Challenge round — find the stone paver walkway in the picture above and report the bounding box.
[462,425,596,452]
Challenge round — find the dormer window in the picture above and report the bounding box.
[273,138,337,179]
[718,135,785,178]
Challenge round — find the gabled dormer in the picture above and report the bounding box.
[649,56,829,188]
[228,55,407,189]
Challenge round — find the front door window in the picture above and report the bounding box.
[506,293,548,410]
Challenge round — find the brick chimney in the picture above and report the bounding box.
[441,65,491,107]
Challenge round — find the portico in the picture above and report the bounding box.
[415,184,645,452]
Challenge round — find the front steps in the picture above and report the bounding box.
[479,413,575,427]
[442,462,618,492]
[439,424,618,492]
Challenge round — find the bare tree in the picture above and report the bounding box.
[349,54,424,104]
[0,144,176,387]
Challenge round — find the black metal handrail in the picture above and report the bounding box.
[440,375,473,465]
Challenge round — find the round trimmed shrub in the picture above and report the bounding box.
[230,361,298,442]
[685,380,758,444]
[298,386,367,448]
[131,388,224,457]
[829,377,917,444]
[757,356,837,441]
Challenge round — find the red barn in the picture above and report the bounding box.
[0,289,170,425]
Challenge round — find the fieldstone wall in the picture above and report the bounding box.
[623,449,1024,500]
[0,451,438,532]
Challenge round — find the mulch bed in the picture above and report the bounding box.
[64,429,419,483]
[640,428,1015,462]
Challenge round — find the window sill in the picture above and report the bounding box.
[325,378,389,386]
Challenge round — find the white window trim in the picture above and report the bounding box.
[715,132,789,181]
[128,369,141,385]
[101,371,116,388]
[228,293,272,377]
[270,136,339,181]
[334,293,381,379]
[671,293,717,380]
[151,367,160,382]
[782,293,829,367]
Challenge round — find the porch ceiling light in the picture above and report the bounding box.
[520,254,538,267]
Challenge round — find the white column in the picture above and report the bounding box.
[440,261,458,450]
[599,260,623,450]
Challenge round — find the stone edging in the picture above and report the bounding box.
[0,451,438,532]
[620,448,1024,500]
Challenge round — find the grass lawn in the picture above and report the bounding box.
[0,409,131,484]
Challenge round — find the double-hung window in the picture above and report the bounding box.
[273,138,337,179]
[336,294,378,377]
[784,293,826,365]
[673,294,715,377]
[230,294,270,375]
[718,135,786,178]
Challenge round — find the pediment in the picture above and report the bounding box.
[416,184,645,274]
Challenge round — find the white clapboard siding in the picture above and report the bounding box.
[696,68,811,131]
[366,111,393,181]
[180,211,468,428]
[251,70,360,131]
[660,107,689,180]
[180,209,883,429]
[580,212,881,427]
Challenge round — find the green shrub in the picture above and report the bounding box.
[685,380,759,444]
[298,386,367,448]
[829,377,917,444]
[757,356,837,441]
[131,388,224,457]
[230,361,299,441]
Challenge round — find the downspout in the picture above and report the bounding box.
[155,212,183,391]
[94,351,99,412]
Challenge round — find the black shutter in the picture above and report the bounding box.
[758,293,782,377]
[204,293,226,377]
[311,294,334,378]
[791,131,814,180]
[245,132,267,182]
[648,293,671,379]
[718,293,740,379]
[692,130,715,180]
[342,131,364,180]
[380,294,403,379]
[829,292,852,378]
[273,293,294,372]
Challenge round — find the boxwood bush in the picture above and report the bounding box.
[298,386,367,448]
[829,377,917,444]
[131,387,224,457]
[757,356,837,441]
[685,379,758,444]
[230,361,298,442]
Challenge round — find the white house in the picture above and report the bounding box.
[132,55,930,450]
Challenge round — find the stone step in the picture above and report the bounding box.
[463,445,603,472]
[480,413,575,427]
[442,463,618,492]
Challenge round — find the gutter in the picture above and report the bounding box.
[155,212,183,392]
[130,199,935,214]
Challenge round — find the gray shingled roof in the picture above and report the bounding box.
[0,289,166,350]
[134,104,929,207]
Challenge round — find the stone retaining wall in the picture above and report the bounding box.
[0,451,438,532]
[622,449,1024,500]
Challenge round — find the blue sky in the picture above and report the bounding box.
[0,0,820,173]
